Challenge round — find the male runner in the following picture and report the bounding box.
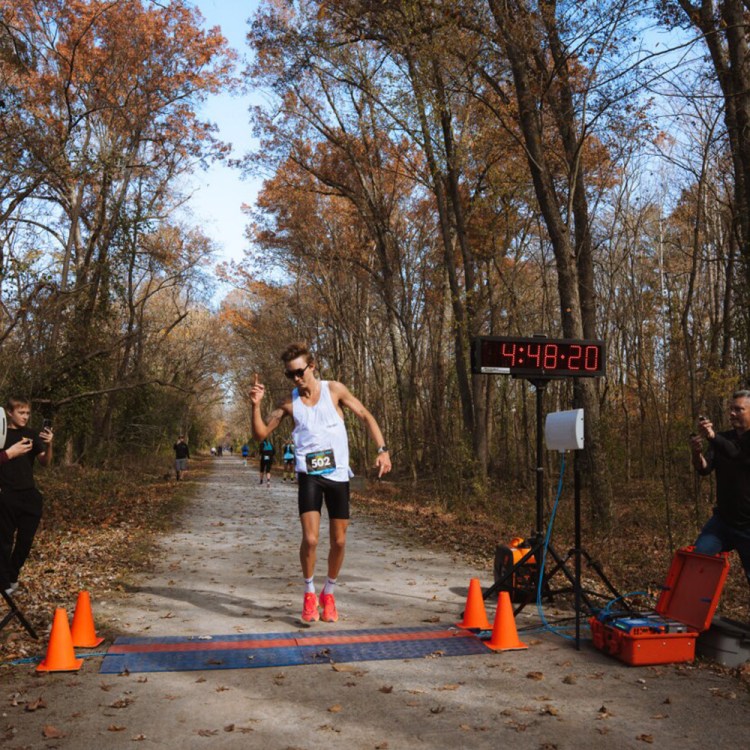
[250,342,391,623]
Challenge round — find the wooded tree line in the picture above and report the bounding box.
[2,0,749,533]
[223,0,750,529]
[0,0,235,462]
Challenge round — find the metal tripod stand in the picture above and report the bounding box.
[0,587,38,639]
[481,378,623,649]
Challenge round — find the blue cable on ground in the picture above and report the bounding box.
[3,651,109,667]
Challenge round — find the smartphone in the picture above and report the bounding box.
[42,418,52,430]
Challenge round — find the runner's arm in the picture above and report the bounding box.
[332,382,392,477]
[250,375,290,440]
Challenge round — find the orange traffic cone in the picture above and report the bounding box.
[71,591,104,648]
[36,608,83,672]
[486,591,528,651]
[456,578,491,630]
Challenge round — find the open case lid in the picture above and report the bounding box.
[655,547,730,632]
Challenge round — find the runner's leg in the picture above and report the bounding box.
[300,511,321,579]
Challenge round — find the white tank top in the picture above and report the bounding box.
[292,381,351,482]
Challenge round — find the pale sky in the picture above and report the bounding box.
[185,1,263,276]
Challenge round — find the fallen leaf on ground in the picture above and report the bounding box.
[42,725,64,739]
[109,697,134,709]
[331,664,363,673]
[527,671,544,681]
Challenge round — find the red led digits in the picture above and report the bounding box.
[584,345,599,371]
[501,341,516,366]
[526,342,541,367]
[568,344,582,370]
[543,344,558,369]
[472,336,605,378]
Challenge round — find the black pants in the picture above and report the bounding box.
[0,489,43,588]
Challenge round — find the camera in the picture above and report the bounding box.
[42,418,52,430]
[698,415,708,422]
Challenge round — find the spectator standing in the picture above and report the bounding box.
[173,435,190,480]
[0,397,53,595]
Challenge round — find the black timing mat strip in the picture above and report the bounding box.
[99,624,490,674]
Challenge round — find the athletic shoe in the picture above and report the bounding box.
[302,592,319,622]
[320,592,338,623]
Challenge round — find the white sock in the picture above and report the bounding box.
[304,577,315,594]
[322,577,336,596]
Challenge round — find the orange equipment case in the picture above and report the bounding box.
[589,547,729,666]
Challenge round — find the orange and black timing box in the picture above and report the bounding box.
[590,547,729,666]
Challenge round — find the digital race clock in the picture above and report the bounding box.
[471,336,606,378]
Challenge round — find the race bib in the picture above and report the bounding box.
[306,449,336,475]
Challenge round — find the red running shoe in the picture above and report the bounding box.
[320,592,338,623]
[302,592,319,622]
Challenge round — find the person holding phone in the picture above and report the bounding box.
[0,397,53,595]
[690,390,750,599]
[250,342,391,624]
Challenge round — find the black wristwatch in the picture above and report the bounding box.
[377,445,389,454]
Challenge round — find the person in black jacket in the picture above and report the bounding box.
[0,397,53,594]
[690,390,750,592]
[173,436,190,480]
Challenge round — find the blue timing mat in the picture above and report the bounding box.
[99,624,490,674]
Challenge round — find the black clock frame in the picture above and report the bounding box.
[471,335,605,378]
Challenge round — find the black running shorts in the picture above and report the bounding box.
[297,473,350,519]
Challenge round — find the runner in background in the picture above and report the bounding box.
[282,438,296,482]
[173,435,190,481]
[259,437,274,486]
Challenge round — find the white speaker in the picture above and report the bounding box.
[0,407,6,450]
[545,409,584,451]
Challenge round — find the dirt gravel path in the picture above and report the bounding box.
[3,457,750,749]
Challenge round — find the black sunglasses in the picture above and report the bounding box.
[284,363,311,380]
